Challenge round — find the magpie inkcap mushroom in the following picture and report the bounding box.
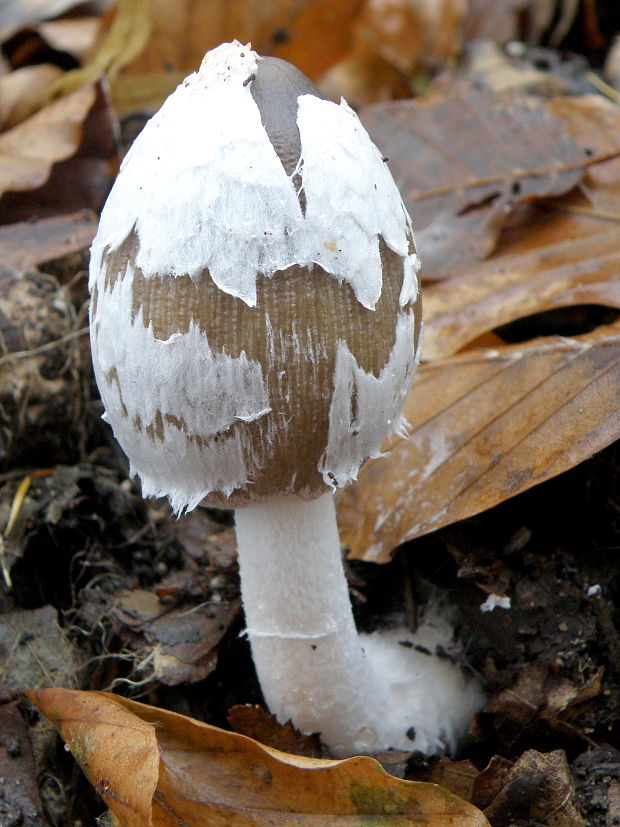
[89,41,482,757]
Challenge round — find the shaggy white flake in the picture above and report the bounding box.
[89,40,415,311]
[359,620,486,755]
[319,310,417,489]
[90,263,271,513]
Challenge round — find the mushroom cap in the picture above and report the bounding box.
[89,41,421,513]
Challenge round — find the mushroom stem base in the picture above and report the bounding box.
[234,492,484,757]
[235,492,392,756]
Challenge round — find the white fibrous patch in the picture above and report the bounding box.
[90,264,271,513]
[400,253,420,306]
[89,41,416,311]
[295,95,415,309]
[319,311,417,488]
[359,618,485,755]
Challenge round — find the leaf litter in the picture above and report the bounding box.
[0,2,619,826]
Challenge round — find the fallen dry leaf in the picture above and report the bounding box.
[337,320,620,561]
[360,83,605,275]
[0,63,63,130]
[126,0,361,81]
[0,210,97,271]
[228,704,324,759]
[50,0,151,97]
[484,662,603,752]
[1,80,118,222]
[406,756,479,803]
[417,94,620,360]
[37,17,100,62]
[483,749,586,826]
[113,588,239,686]
[27,688,491,826]
[0,82,95,199]
[422,219,620,360]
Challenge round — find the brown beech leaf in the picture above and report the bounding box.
[1,81,118,222]
[0,82,96,199]
[0,211,97,271]
[360,84,596,276]
[420,94,620,359]
[126,0,361,81]
[0,64,63,131]
[423,220,620,360]
[27,688,491,826]
[337,321,620,561]
[227,704,324,759]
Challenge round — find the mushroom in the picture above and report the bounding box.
[89,41,483,757]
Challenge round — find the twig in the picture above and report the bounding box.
[0,327,89,367]
[586,70,620,106]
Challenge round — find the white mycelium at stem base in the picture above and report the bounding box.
[89,40,484,757]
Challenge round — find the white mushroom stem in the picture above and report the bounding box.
[234,492,391,757]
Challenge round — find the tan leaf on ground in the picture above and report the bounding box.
[0,64,63,130]
[1,81,118,222]
[0,82,95,198]
[359,84,602,276]
[27,688,491,826]
[407,756,479,803]
[337,321,620,561]
[423,218,620,360]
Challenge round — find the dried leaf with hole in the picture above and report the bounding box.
[359,83,600,276]
[422,217,620,361]
[337,320,620,561]
[27,688,491,826]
